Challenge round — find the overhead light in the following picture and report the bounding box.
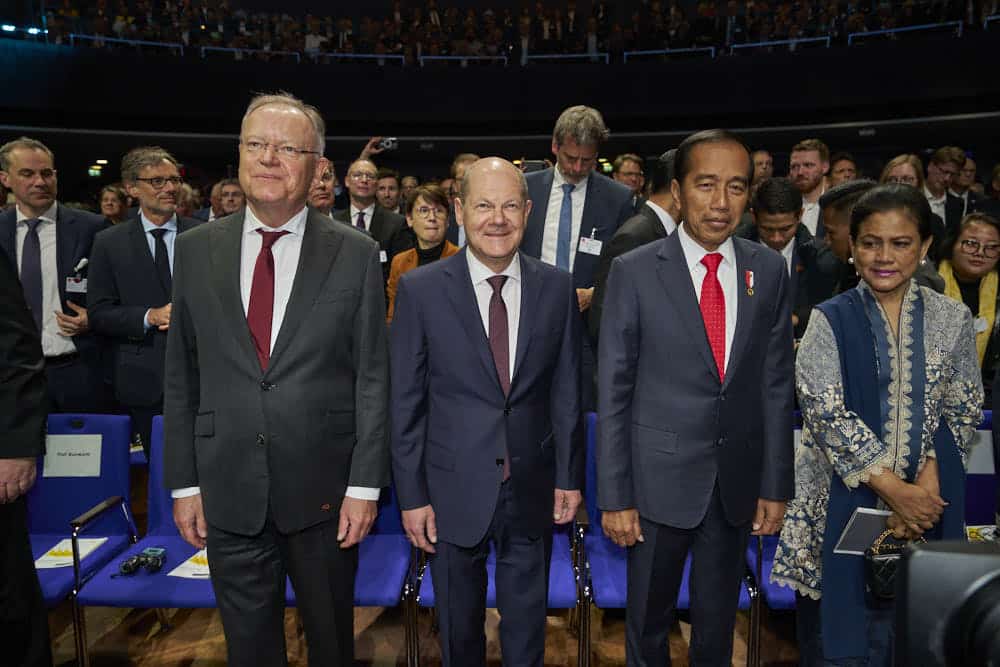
[87,167,102,177]
[1,24,16,32]
[96,159,108,165]
[27,27,40,35]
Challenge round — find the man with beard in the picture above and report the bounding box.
[789,139,830,240]
[376,168,403,215]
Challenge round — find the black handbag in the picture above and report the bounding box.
[863,528,924,609]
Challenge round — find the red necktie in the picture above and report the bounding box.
[700,253,726,381]
[247,229,289,371]
[487,275,511,480]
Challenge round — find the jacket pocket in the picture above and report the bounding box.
[632,423,677,454]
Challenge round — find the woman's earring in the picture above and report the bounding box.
[847,256,854,264]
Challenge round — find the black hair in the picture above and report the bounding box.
[646,149,676,196]
[818,178,877,214]
[830,151,857,167]
[750,177,802,215]
[849,183,933,241]
[674,129,753,186]
[939,212,1000,263]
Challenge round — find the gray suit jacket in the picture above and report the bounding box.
[163,209,390,536]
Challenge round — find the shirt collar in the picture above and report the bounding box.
[924,186,946,204]
[16,201,58,224]
[140,210,178,233]
[466,248,521,286]
[552,166,589,193]
[243,204,308,236]
[645,200,677,235]
[677,221,736,272]
[350,202,376,219]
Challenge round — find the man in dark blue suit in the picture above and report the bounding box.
[0,137,111,413]
[520,105,634,407]
[391,158,583,667]
[598,130,794,666]
[88,147,200,455]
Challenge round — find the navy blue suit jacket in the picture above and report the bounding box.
[87,216,201,407]
[0,204,110,361]
[390,249,584,547]
[597,231,795,529]
[521,168,634,290]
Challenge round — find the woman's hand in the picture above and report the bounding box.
[915,458,940,499]
[886,482,946,532]
[887,512,923,540]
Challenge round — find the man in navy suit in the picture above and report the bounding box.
[598,130,795,666]
[88,147,201,455]
[391,157,583,667]
[0,137,110,413]
[520,105,634,407]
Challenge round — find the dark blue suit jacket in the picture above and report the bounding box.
[390,249,584,547]
[597,231,795,529]
[521,168,634,290]
[0,204,110,362]
[87,216,201,407]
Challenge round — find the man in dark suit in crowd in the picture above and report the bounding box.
[925,146,967,234]
[193,181,221,221]
[88,146,200,456]
[391,158,583,667]
[598,129,794,667]
[950,156,984,219]
[612,153,646,214]
[333,157,412,286]
[737,176,838,339]
[0,137,111,413]
[590,149,680,343]
[0,250,50,667]
[521,105,633,408]
[165,93,390,666]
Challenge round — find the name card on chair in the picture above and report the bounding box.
[42,434,102,477]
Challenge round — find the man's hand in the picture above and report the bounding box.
[751,498,786,535]
[576,287,594,312]
[553,489,582,524]
[55,301,89,336]
[359,136,385,161]
[148,304,172,331]
[0,458,37,503]
[173,494,208,549]
[402,504,438,554]
[337,497,377,549]
[602,508,643,547]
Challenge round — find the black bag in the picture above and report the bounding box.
[863,528,924,609]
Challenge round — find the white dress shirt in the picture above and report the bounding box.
[645,200,678,236]
[173,205,378,501]
[467,250,521,382]
[924,186,947,222]
[677,223,738,369]
[141,212,178,330]
[541,168,589,272]
[350,202,376,233]
[800,200,821,237]
[777,237,795,276]
[15,202,76,357]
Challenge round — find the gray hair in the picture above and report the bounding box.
[120,146,181,184]
[552,105,610,147]
[0,136,55,171]
[241,91,326,156]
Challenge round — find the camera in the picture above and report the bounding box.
[378,137,398,151]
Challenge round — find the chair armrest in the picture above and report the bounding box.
[70,495,123,531]
[70,495,137,594]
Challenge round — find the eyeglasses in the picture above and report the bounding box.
[415,205,447,218]
[241,140,320,161]
[886,175,918,186]
[135,176,183,189]
[959,238,1000,258]
[349,172,378,182]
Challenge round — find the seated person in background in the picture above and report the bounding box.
[936,212,1000,408]
[100,184,129,223]
[739,176,838,339]
[386,184,458,323]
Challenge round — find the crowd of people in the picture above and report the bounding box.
[19,0,995,64]
[2,94,1000,667]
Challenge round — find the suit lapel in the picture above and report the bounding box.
[127,220,170,303]
[524,169,554,256]
[267,212,342,374]
[210,213,259,370]
[369,207,385,244]
[0,210,16,265]
[444,249,505,396]
[511,254,541,388]
[656,234,719,381]
[55,205,78,303]
[723,240,759,390]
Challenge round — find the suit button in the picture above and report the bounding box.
[504,406,511,416]
[716,437,727,447]
[260,381,274,391]
[256,433,265,446]
[720,393,726,402]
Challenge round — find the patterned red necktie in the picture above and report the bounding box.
[700,253,726,381]
[487,275,511,480]
[247,229,289,371]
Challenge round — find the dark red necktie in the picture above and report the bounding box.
[487,275,511,479]
[247,229,289,371]
[700,253,726,381]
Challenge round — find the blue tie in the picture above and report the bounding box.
[20,218,43,333]
[556,183,574,271]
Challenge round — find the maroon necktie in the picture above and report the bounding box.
[247,229,289,371]
[700,253,726,381]
[487,275,511,479]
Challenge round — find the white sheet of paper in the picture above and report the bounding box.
[42,434,102,478]
[35,538,108,569]
[833,507,892,555]
[578,236,603,256]
[168,549,211,579]
[379,250,388,264]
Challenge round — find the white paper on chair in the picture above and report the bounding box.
[42,434,102,477]
[35,538,108,569]
[168,549,211,579]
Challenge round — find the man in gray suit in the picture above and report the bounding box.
[598,129,794,666]
[164,92,390,666]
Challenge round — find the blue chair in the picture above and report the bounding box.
[26,413,136,665]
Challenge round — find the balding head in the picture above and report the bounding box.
[460,157,528,204]
[456,157,532,274]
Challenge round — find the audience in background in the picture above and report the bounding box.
[611,152,644,212]
[789,138,830,238]
[99,183,129,223]
[376,167,403,215]
[924,145,966,232]
[828,151,858,185]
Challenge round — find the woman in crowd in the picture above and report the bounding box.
[937,212,1000,407]
[772,184,981,665]
[879,153,947,260]
[99,184,129,223]
[385,183,458,322]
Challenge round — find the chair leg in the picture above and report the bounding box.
[154,608,173,632]
[72,595,89,667]
[577,599,591,667]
